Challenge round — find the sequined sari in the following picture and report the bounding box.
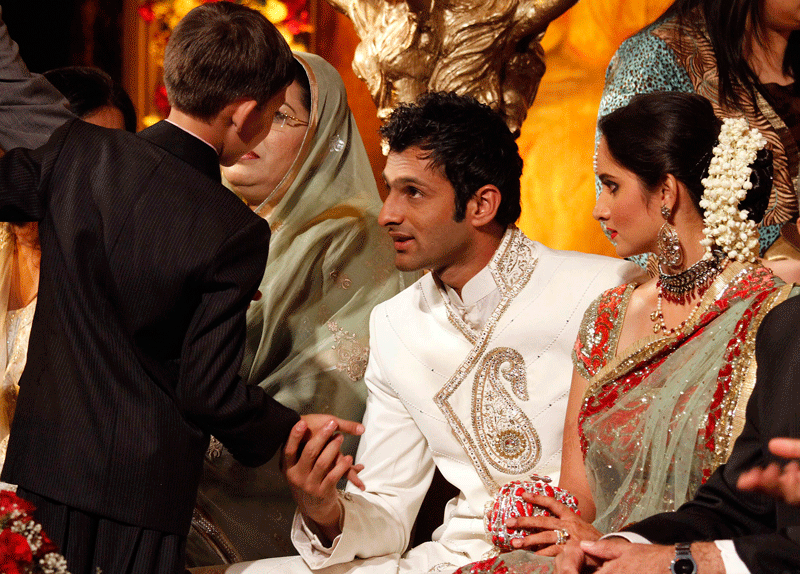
[576,262,797,532]
[454,262,797,574]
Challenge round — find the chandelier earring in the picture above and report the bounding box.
[657,204,683,268]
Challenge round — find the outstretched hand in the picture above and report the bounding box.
[505,493,601,555]
[282,415,365,542]
[738,437,800,505]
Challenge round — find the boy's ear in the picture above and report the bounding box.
[230,99,259,134]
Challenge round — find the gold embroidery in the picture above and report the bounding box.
[434,227,540,493]
[575,283,637,380]
[206,436,224,461]
[473,348,540,475]
[327,320,369,381]
[0,225,10,250]
[715,283,796,466]
[330,270,353,289]
[587,262,753,395]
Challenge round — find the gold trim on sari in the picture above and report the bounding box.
[577,262,797,533]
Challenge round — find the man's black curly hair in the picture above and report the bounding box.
[379,92,522,226]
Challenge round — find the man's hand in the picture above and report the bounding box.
[300,413,365,440]
[282,415,365,543]
[554,539,592,574]
[576,539,670,573]
[299,413,366,490]
[566,539,724,574]
[738,437,800,504]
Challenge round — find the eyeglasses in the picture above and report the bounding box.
[273,110,309,128]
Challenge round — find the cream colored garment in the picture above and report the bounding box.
[0,224,36,485]
[188,53,411,565]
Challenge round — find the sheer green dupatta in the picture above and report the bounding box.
[580,263,796,533]
[243,52,410,416]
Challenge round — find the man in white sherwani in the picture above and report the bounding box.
[221,92,639,574]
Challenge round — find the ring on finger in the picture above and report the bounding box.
[555,528,569,545]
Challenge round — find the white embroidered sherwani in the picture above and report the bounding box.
[231,228,639,574]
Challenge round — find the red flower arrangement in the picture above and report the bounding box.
[0,491,68,574]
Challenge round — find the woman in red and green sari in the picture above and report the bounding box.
[456,92,799,574]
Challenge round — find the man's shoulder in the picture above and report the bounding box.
[532,241,640,280]
[371,272,432,318]
[758,293,800,345]
[60,120,265,242]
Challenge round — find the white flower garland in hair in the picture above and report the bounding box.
[698,117,766,263]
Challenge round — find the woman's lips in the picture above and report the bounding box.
[240,151,260,160]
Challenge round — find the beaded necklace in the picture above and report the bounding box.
[651,256,729,335]
[657,248,725,305]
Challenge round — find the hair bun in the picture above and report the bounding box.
[740,148,772,223]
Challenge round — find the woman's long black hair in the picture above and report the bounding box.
[658,0,800,109]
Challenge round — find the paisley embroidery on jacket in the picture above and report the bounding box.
[474,348,540,475]
[434,227,540,493]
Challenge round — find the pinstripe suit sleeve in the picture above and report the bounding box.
[176,216,300,467]
[0,119,72,220]
[0,7,73,151]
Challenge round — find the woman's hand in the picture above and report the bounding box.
[506,493,601,556]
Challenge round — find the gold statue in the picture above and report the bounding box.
[328,0,578,134]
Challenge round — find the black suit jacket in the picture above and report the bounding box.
[0,119,300,535]
[627,295,800,573]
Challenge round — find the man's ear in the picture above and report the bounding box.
[467,184,502,227]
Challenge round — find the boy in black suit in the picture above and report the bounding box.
[0,3,362,573]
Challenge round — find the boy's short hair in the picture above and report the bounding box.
[163,2,293,120]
